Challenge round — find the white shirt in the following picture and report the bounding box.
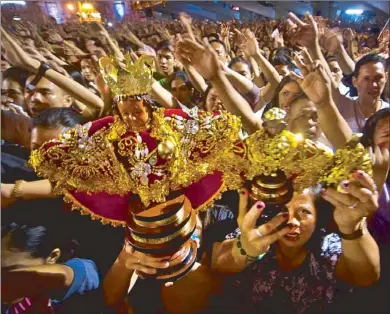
[337,96,389,133]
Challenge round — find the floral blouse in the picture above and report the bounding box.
[223,233,347,314]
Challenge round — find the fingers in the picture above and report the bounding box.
[324,187,359,207]
[242,201,265,231]
[257,212,289,236]
[293,53,308,76]
[289,71,304,85]
[301,48,313,65]
[288,12,305,27]
[266,224,295,244]
[352,170,377,192]
[305,12,317,29]
[238,188,249,227]
[339,181,373,204]
[132,264,157,275]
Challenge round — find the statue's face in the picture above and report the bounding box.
[116,97,151,129]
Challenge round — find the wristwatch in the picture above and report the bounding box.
[339,217,367,240]
[26,62,51,92]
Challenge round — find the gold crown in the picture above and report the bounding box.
[99,55,155,98]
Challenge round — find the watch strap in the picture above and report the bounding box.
[339,217,366,240]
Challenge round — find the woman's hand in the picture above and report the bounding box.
[321,171,379,234]
[1,27,40,73]
[319,28,343,54]
[290,49,332,107]
[236,189,294,257]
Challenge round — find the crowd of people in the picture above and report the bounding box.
[1,8,390,314]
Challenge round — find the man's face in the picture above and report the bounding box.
[25,76,72,118]
[205,88,224,112]
[287,98,321,141]
[275,64,290,78]
[353,62,387,100]
[1,78,25,108]
[328,61,343,85]
[157,49,175,77]
[30,126,64,151]
[210,42,227,63]
[171,79,191,106]
[80,59,97,82]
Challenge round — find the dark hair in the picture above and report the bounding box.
[361,108,390,147]
[304,185,335,253]
[2,67,31,88]
[287,93,309,110]
[2,222,76,263]
[271,56,289,67]
[209,39,227,52]
[228,57,253,74]
[269,76,301,108]
[168,71,193,90]
[31,107,85,130]
[326,55,337,63]
[62,65,88,88]
[274,46,293,60]
[155,40,174,54]
[353,54,385,77]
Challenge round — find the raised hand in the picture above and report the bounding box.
[369,146,390,193]
[290,50,332,107]
[236,189,294,257]
[234,28,259,57]
[322,171,379,234]
[288,11,319,49]
[47,31,63,44]
[1,26,40,73]
[319,28,343,53]
[176,38,222,81]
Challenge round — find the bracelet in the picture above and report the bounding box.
[11,180,25,199]
[236,234,266,264]
[339,217,367,240]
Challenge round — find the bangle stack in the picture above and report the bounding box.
[11,180,25,199]
[236,234,266,264]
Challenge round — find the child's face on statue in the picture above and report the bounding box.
[117,97,151,129]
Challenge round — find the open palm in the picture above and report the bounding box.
[176,38,221,81]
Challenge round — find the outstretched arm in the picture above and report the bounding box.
[1,27,104,120]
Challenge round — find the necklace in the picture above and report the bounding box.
[353,98,381,131]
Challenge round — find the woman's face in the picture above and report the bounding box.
[263,47,271,59]
[205,88,224,112]
[230,61,252,81]
[278,81,301,110]
[373,117,390,150]
[278,191,317,248]
[117,97,152,129]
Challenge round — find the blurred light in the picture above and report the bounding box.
[81,2,93,10]
[346,9,363,15]
[114,3,124,18]
[13,17,21,20]
[232,6,240,11]
[107,22,113,27]
[67,3,75,11]
[1,1,26,5]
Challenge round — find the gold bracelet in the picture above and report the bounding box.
[11,180,25,199]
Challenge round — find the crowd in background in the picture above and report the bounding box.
[1,8,390,314]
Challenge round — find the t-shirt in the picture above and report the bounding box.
[2,259,100,314]
[337,96,389,133]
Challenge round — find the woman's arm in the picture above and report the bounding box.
[322,171,380,287]
[183,64,208,93]
[151,80,178,109]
